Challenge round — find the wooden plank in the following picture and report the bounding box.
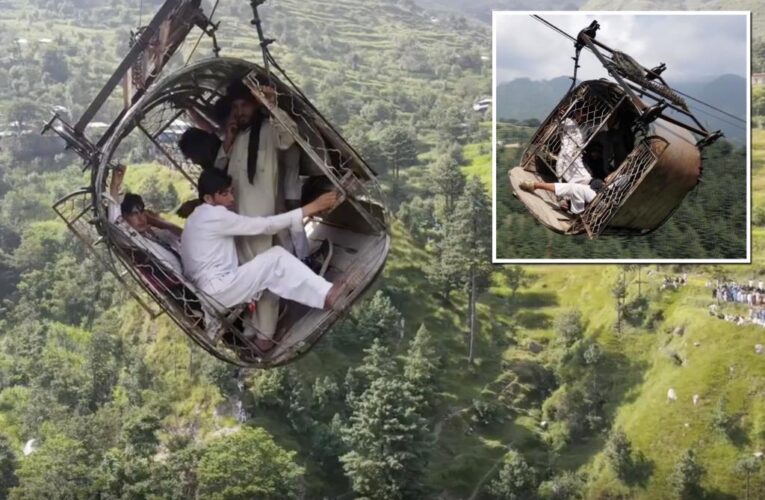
[507,166,573,234]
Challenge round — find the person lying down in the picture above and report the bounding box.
[106,164,184,274]
[520,178,605,215]
[181,168,351,351]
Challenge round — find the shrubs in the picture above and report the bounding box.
[487,449,538,500]
[670,449,705,499]
[554,310,584,347]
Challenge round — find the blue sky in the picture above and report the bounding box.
[495,13,748,84]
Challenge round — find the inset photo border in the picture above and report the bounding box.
[491,11,751,264]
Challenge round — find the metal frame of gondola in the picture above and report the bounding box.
[514,19,727,239]
[574,27,720,145]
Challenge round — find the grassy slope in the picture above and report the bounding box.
[575,129,763,498]
[101,113,755,500]
[314,179,762,499]
[463,140,492,188]
[754,129,764,211]
[264,119,760,496]
[335,132,762,497]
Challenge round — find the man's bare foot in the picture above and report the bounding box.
[323,267,364,310]
[324,282,344,310]
[254,337,275,352]
[519,180,536,193]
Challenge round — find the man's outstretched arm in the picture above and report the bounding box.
[210,191,340,238]
[146,210,183,236]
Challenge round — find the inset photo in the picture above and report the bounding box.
[492,12,750,263]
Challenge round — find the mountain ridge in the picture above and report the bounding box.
[497,73,747,141]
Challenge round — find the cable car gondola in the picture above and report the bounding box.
[508,19,724,239]
[43,0,390,368]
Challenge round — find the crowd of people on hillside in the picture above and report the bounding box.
[708,280,765,327]
[711,280,765,305]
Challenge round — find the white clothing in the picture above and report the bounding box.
[180,203,331,310]
[556,118,592,185]
[215,118,306,261]
[281,144,310,259]
[215,118,307,336]
[208,245,331,311]
[282,144,303,201]
[554,182,596,215]
[106,195,183,275]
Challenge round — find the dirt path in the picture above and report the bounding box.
[467,445,510,500]
[431,406,471,443]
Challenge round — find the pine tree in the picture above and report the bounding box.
[345,339,397,407]
[451,177,492,363]
[430,154,465,212]
[340,375,430,500]
[378,124,418,181]
[404,324,440,406]
[604,428,633,481]
[711,397,735,437]
[554,309,584,347]
[311,376,340,413]
[612,272,627,335]
[487,448,537,500]
[359,292,403,337]
[427,222,468,303]
[734,455,761,500]
[0,434,18,498]
[506,265,529,300]
[670,448,705,500]
[341,291,403,347]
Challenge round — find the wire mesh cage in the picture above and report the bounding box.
[571,137,669,238]
[52,189,163,317]
[521,80,628,181]
[510,78,703,239]
[85,57,390,367]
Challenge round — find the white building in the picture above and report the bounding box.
[473,98,491,113]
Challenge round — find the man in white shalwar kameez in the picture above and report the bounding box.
[181,169,344,352]
[214,81,311,345]
[520,178,604,215]
[555,110,592,185]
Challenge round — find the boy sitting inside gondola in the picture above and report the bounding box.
[106,165,201,317]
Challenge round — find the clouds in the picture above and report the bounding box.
[494,13,747,84]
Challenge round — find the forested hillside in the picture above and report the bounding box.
[0,0,762,499]
[415,0,587,22]
[495,130,747,260]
